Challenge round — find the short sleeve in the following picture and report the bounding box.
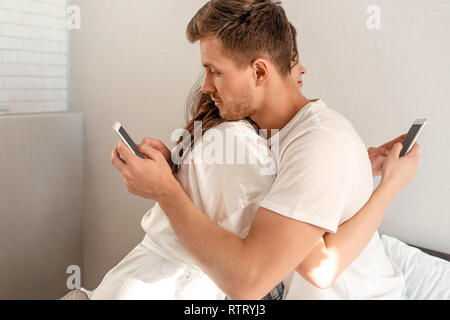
[259,129,359,233]
[180,121,276,237]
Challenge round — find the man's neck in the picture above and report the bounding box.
[250,81,314,138]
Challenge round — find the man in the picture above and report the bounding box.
[111,0,418,299]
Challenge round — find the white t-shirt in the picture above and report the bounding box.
[259,99,405,299]
[88,98,404,300]
[88,120,276,299]
[141,119,275,270]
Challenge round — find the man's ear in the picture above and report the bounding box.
[252,58,269,86]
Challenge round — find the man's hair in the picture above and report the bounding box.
[186,0,294,76]
[172,21,301,174]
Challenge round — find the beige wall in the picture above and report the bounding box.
[70,0,450,290]
[0,113,83,299]
[70,0,209,289]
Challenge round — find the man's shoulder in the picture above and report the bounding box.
[283,102,365,156]
[282,127,357,154]
[277,124,368,174]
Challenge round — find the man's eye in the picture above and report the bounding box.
[210,69,219,75]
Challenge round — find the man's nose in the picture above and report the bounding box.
[201,74,216,94]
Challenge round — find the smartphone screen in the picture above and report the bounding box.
[116,124,146,159]
[400,123,424,157]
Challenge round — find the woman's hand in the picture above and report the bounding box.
[296,141,419,290]
[379,142,420,193]
[368,134,406,177]
[136,137,172,166]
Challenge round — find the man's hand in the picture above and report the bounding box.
[111,140,180,201]
[368,134,406,177]
[136,137,172,166]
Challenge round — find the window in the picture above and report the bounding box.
[0,0,69,115]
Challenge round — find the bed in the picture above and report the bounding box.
[381,234,450,300]
[60,234,450,300]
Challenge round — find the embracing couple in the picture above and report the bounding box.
[63,0,419,300]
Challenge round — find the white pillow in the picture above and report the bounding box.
[381,234,450,300]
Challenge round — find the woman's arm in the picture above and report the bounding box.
[295,141,419,289]
[295,183,397,289]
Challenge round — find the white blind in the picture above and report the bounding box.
[0,0,68,115]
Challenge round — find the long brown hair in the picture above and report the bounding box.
[170,76,259,174]
[171,22,300,174]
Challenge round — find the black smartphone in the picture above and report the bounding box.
[113,121,146,159]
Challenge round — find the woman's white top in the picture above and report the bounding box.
[89,120,275,299]
[89,98,405,300]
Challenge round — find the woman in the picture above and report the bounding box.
[62,25,418,300]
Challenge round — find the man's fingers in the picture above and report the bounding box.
[141,137,164,149]
[117,140,135,162]
[138,143,164,161]
[111,147,127,172]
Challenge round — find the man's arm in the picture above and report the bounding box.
[158,184,325,300]
[112,139,325,299]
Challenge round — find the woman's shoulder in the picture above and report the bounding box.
[179,119,275,172]
[203,120,265,143]
[209,119,258,134]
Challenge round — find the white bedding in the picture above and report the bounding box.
[64,234,450,300]
[381,234,450,300]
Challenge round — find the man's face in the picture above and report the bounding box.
[199,36,257,121]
